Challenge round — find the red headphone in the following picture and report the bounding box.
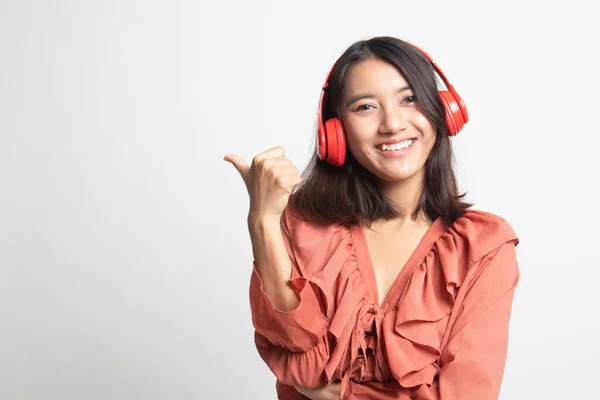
[317,41,469,166]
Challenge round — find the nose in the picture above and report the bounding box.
[378,105,408,135]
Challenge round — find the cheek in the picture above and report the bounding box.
[413,112,433,129]
[344,132,375,166]
[345,133,364,159]
[343,121,370,148]
[344,115,377,139]
[414,115,437,142]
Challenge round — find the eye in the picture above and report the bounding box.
[354,104,375,112]
[403,95,417,103]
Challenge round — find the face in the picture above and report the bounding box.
[339,58,437,186]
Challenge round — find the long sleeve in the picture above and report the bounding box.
[249,207,328,352]
[250,263,328,352]
[249,207,331,388]
[345,240,519,400]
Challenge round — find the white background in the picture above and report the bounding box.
[1,0,598,399]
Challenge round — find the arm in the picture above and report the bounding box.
[249,208,330,388]
[248,211,300,313]
[224,147,328,387]
[345,241,520,400]
[249,207,328,351]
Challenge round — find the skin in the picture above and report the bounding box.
[294,383,341,400]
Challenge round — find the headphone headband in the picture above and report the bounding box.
[408,43,468,122]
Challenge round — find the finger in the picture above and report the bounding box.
[254,157,293,171]
[264,158,293,167]
[277,146,286,159]
[223,154,250,182]
[288,174,303,191]
[278,174,302,193]
[254,146,286,163]
[271,165,299,176]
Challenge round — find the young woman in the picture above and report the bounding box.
[224,36,520,400]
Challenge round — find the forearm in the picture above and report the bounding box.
[248,212,299,311]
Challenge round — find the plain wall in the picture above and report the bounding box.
[1,0,598,398]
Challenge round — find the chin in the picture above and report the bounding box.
[378,175,414,185]
[370,169,413,182]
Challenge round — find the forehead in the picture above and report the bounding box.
[343,58,409,94]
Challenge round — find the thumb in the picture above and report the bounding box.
[223,154,250,183]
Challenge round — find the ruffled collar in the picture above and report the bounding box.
[349,216,448,311]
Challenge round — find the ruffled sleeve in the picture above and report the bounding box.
[249,204,365,389]
[250,263,328,352]
[413,240,520,399]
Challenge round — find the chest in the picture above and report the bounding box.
[363,224,430,306]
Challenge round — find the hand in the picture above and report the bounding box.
[294,382,341,400]
[224,146,302,220]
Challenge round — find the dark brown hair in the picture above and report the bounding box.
[289,36,472,228]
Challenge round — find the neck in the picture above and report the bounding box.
[378,170,428,226]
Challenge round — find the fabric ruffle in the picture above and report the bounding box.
[253,206,519,397]
[284,211,368,385]
[387,209,519,389]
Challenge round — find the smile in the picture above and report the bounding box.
[376,138,417,156]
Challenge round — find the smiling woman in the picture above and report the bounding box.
[293,37,470,229]
[226,36,520,400]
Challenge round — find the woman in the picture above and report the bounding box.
[224,36,520,400]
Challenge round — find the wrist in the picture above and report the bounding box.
[247,211,281,229]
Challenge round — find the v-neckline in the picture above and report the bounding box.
[350,216,447,310]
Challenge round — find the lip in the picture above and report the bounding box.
[376,138,417,157]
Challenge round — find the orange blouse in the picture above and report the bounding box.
[249,205,520,399]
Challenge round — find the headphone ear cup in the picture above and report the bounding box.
[318,123,328,161]
[439,90,465,136]
[324,117,346,166]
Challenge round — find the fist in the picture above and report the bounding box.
[224,146,302,219]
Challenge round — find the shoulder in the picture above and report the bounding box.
[451,208,518,242]
[281,203,352,277]
[443,208,519,264]
[282,203,348,242]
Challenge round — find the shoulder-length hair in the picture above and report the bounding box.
[289,36,472,228]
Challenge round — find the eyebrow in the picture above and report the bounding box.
[344,85,413,107]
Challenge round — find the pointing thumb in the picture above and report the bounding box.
[223,154,250,183]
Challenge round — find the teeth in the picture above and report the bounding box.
[380,139,413,151]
